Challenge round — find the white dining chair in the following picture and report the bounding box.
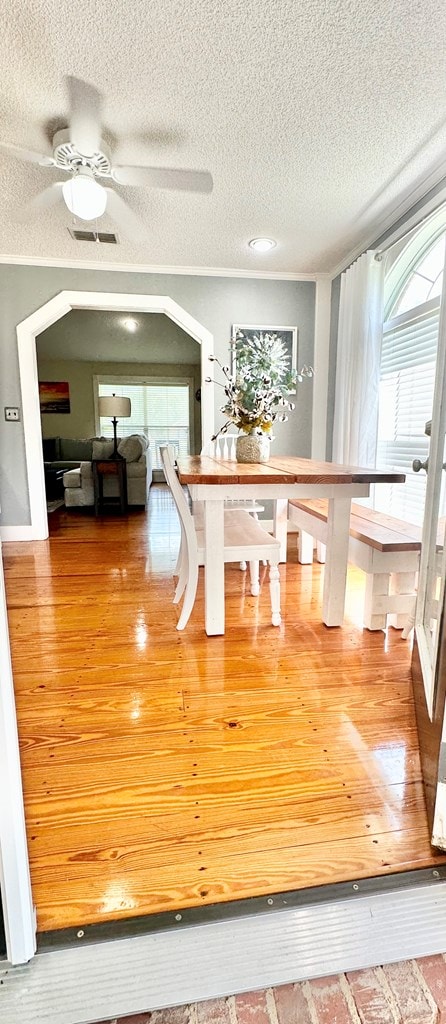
[201,434,266,570]
[201,435,265,514]
[160,445,281,631]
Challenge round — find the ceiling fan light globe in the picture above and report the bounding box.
[62,173,107,221]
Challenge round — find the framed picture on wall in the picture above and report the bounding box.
[39,381,71,414]
[231,324,298,381]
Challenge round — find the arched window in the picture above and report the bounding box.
[375,208,446,525]
[389,235,444,316]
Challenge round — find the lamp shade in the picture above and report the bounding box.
[98,396,131,417]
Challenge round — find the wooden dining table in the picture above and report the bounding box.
[176,454,405,636]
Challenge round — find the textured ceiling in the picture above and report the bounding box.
[1,0,446,274]
[36,311,200,363]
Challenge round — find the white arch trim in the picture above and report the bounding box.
[16,291,215,540]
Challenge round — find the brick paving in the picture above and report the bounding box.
[94,954,446,1024]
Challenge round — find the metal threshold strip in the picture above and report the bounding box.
[2,869,446,1024]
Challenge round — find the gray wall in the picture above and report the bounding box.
[0,265,315,525]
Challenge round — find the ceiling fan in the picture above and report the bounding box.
[0,77,213,241]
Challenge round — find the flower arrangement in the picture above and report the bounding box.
[206,331,313,440]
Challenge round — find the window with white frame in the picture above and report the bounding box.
[374,211,446,526]
[96,377,192,470]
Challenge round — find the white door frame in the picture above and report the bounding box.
[0,291,214,963]
[0,540,36,964]
[16,290,215,540]
[414,248,446,719]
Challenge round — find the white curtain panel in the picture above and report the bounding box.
[332,250,385,466]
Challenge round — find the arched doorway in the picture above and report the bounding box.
[17,291,214,539]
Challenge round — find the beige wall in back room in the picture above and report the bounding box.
[37,358,202,452]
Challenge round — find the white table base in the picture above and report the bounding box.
[188,482,370,636]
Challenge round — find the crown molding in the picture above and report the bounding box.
[329,163,446,280]
[0,253,322,282]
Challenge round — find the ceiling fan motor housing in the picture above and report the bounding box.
[52,128,112,178]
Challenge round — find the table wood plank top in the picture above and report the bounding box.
[175,455,293,484]
[176,454,406,486]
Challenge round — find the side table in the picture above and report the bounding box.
[92,458,128,515]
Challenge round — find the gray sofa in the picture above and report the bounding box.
[43,436,97,499]
[60,435,152,509]
[43,436,95,471]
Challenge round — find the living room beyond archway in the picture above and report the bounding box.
[16,291,214,540]
[36,308,203,507]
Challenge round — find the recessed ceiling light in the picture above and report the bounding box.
[123,317,138,332]
[248,237,277,252]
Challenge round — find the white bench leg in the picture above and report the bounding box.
[388,571,418,630]
[364,572,390,631]
[316,541,326,564]
[298,530,314,564]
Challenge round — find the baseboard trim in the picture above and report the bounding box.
[0,525,39,542]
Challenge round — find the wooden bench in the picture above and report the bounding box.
[288,499,422,633]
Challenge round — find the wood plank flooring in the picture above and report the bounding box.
[3,485,445,933]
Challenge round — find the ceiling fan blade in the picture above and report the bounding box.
[104,188,146,242]
[66,76,102,157]
[15,182,64,222]
[112,165,213,193]
[0,141,54,166]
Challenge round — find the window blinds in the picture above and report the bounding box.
[375,304,438,525]
[98,382,191,469]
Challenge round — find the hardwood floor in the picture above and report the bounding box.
[3,485,445,933]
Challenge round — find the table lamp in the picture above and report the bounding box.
[98,394,131,457]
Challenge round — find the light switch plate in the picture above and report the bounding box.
[5,407,20,421]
